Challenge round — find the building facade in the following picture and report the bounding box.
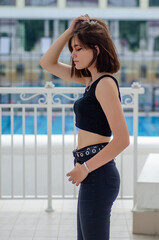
[0,0,159,110]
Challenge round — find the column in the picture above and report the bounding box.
[68,19,72,28]
[140,0,149,9]
[16,0,25,8]
[53,19,59,40]
[109,21,119,48]
[44,20,49,37]
[11,20,17,54]
[147,23,154,53]
[57,0,66,8]
[98,0,107,8]
[114,20,119,50]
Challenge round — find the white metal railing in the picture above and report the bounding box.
[0,82,144,211]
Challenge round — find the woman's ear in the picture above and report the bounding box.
[95,45,100,56]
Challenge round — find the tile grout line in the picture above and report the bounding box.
[57,199,65,240]
[0,199,5,210]
[7,199,25,240]
[122,200,133,240]
[32,199,47,240]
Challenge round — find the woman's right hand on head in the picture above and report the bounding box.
[68,14,90,33]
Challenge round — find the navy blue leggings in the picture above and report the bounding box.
[73,143,120,240]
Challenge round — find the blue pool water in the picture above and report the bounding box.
[1,115,159,136]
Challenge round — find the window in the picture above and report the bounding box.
[149,0,159,7]
[108,0,139,7]
[155,65,159,78]
[0,35,10,54]
[0,0,15,5]
[16,64,25,78]
[0,64,6,76]
[67,0,97,7]
[119,21,146,52]
[153,87,159,111]
[154,36,159,51]
[25,0,57,6]
[21,20,44,51]
[140,65,147,79]
[120,66,127,84]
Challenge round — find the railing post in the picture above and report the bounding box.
[45,82,54,212]
[0,86,144,201]
[120,152,124,199]
[131,82,140,208]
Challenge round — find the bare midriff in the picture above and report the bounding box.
[77,128,111,150]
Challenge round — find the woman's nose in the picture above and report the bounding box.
[71,50,77,59]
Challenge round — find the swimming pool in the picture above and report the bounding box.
[1,115,159,136]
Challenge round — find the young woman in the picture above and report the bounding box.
[40,14,130,240]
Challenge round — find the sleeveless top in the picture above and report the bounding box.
[73,74,121,136]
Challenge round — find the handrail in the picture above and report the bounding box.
[0,82,144,211]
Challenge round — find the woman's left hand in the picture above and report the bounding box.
[66,163,89,186]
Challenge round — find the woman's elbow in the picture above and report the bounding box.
[113,134,130,150]
[122,135,130,149]
[39,60,50,72]
[39,59,45,69]
[125,137,130,148]
[119,127,130,149]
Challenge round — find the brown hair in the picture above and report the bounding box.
[68,18,120,78]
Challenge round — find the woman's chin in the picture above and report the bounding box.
[75,66,85,70]
[75,66,81,70]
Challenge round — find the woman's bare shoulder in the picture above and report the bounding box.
[95,75,119,100]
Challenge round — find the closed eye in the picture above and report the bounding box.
[76,48,82,51]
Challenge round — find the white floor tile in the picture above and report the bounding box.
[33,238,57,240]
[60,212,76,225]
[36,224,59,230]
[9,238,33,240]
[110,225,129,232]
[0,199,158,240]
[37,215,61,225]
[58,238,75,240]
[39,211,61,219]
[110,231,130,238]
[34,228,59,238]
[9,229,35,238]
[0,217,17,225]
[0,230,11,237]
[110,239,131,240]
[15,219,38,225]
[111,217,127,225]
[0,224,13,230]
[58,224,77,237]
[63,199,77,209]
[13,224,36,230]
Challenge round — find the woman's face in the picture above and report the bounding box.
[71,36,94,70]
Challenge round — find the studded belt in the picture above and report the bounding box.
[73,142,108,158]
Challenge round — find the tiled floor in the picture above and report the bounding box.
[0,199,158,240]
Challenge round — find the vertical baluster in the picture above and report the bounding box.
[34,107,37,198]
[73,110,77,150]
[0,107,2,198]
[120,152,124,199]
[11,106,14,198]
[62,107,65,198]
[133,91,138,207]
[73,111,77,198]
[22,107,25,198]
[46,89,53,212]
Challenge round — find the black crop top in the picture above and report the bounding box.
[73,74,121,136]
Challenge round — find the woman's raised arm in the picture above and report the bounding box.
[40,15,90,84]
